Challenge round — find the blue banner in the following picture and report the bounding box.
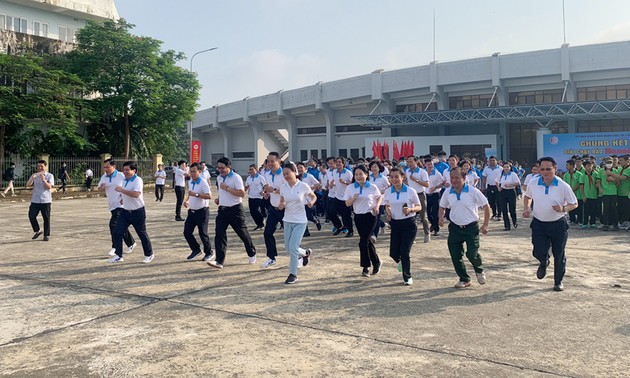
[543,132,630,165]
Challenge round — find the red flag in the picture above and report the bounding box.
[377,140,383,160]
[383,141,389,159]
[410,140,415,156]
[372,141,379,158]
[402,141,408,157]
[393,140,400,161]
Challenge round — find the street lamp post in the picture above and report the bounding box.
[189,47,218,162]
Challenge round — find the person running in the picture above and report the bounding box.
[496,161,520,231]
[563,160,582,225]
[523,163,540,193]
[58,162,70,195]
[97,158,137,257]
[108,161,154,263]
[424,157,444,237]
[1,162,16,197]
[245,163,267,231]
[345,164,382,277]
[329,157,354,237]
[383,167,422,285]
[183,163,214,261]
[368,160,390,241]
[174,160,189,221]
[154,164,166,202]
[278,162,316,284]
[523,157,578,291]
[207,157,257,269]
[297,161,322,236]
[27,160,54,241]
[405,155,431,243]
[261,151,286,268]
[439,167,490,289]
[482,156,502,220]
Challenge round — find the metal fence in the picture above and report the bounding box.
[1,156,156,189]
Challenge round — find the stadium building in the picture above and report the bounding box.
[193,40,630,173]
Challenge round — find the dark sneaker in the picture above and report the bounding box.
[553,283,564,291]
[32,230,43,240]
[362,267,370,277]
[187,251,202,261]
[302,249,312,267]
[537,260,549,280]
[345,231,354,238]
[43,236,49,241]
[316,222,322,231]
[303,230,311,237]
[253,225,264,231]
[333,228,344,236]
[372,262,381,275]
[175,216,185,222]
[285,274,298,284]
[202,252,215,262]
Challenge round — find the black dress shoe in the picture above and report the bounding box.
[503,227,510,231]
[43,236,49,241]
[514,223,518,229]
[537,260,550,280]
[316,222,322,231]
[175,216,185,221]
[32,230,43,240]
[345,232,354,237]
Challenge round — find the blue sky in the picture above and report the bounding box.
[115,0,630,110]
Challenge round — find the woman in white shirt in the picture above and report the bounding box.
[154,164,166,202]
[279,162,317,284]
[345,165,383,277]
[460,159,480,188]
[496,162,521,231]
[368,160,390,240]
[383,167,422,285]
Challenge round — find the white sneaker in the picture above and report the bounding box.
[261,258,277,268]
[404,277,413,285]
[108,248,117,256]
[476,272,486,285]
[143,254,154,263]
[248,256,257,264]
[370,235,377,244]
[107,256,123,263]
[126,243,137,254]
[207,260,223,269]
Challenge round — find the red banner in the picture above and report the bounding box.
[190,140,201,164]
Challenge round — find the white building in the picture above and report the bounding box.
[193,40,630,173]
[0,0,119,53]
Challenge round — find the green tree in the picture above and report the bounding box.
[0,53,87,158]
[67,19,199,159]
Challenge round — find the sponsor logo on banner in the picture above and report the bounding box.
[191,140,201,163]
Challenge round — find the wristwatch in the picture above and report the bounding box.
[195,193,199,197]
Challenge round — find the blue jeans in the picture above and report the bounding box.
[283,221,308,275]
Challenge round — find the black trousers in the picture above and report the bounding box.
[215,204,256,264]
[602,195,618,226]
[110,208,135,248]
[305,205,319,224]
[329,197,353,232]
[29,203,51,237]
[184,207,212,255]
[583,198,600,225]
[264,207,284,259]
[426,193,440,233]
[569,199,582,224]
[416,192,430,235]
[155,184,164,201]
[113,207,153,258]
[486,185,499,217]
[175,186,185,217]
[327,197,343,230]
[85,177,93,190]
[499,189,517,229]
[530,217,568,286]
[60,178,67,193]
[389,217,417,282]
[617,196,630,223]
[248,198,265,228]
[354,212,380,268]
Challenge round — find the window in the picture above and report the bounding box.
[42,23,48,37]
[335,125,381,133]
[321,149,327,159]
[577,85,630,101]
[59,26,75,42]
[509,122,568,166]
[449,94,498,109]
[297,127,326,135]
[577,119,630,133]
[33,21,40,36]
[19,18,27,33]
[429,145,443,154]
[338,149,348,158]
[300,150,308,161]
[6,16,13,31]
[232,152,254,159]
[396,102,438,113]
[0,15,5,30]
[310,149,318,159]
[509,90,563,105]
[350,149,360,160]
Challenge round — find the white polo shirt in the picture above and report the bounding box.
[324,169,337,198]
[154,169,166,185]
[217,170,244,207]
[405,166,429,194]
[119,175,145,211]
[263,167,285,207]
[200,168,211,182]
[482,165,502,188]
[245,173,266,200]
[466,170,480,187]
[300,172,320,189]
[426,169,444,194]
[525,176,577,222]
[496,171,520,189]
[383,184,420,220]
[175,167,187,187]
[524,173,541,187]
[369,173,390,194]
[331,168,353,199]
[188,177,211,210]
[99,170,125,211]
[343,181,382,214]
[280,180,311,223]
[439,183,489,226]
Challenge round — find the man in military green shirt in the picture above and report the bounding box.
[563,159,583,225]
[579,161,600,228]
[604,154,630,229]
[597,158,619,231]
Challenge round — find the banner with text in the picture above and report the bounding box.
[191,140,201,164]
[543,132,630,164]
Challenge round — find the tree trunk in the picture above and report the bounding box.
[0,123,6,168]
[124,107,130,159]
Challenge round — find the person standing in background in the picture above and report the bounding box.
[1,162,16,197]
[174,160,189,221]
[85,166,94,192]
[154,164,166,202]
[58,162,71,195]
[27,160,54,241]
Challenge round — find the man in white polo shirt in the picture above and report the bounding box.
[174,160,189,221]
[482,156,503,220]
[405,155,431,243]
[27,160,55,241]
[245,163,267,231]
[439,167,490,289]
[261,151,286,267]
[97,158,136,256]
[207,157,257,269]
[523,157,578,292]
[183,163,214,261]
[108,161,154,263]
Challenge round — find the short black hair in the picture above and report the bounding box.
[217,157,231,167]
[282,161,297,173]
[438,151,447,156]
[123,161,138,171]
[538,156,557,166]
[178,160,186,166]
[249,164,257,169]
[37,160,47,166]
[368,160,384,173]
[190,162,201,170]
[268,151,280,159]
[103,158,116,166]
[449,166,467,179]
[566,159,575,166]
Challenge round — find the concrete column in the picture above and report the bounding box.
[284,114,298,161]
[37,154,50,173]
[319,104,336,157]
[567,119,577,133]
[99,153,111,177]
[153,154,163,174]
[249,120,268,166]
[499,122,509,160]
[217,124,232,158]
[536,127,552,159]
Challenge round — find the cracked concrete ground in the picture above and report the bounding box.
[0,191,628,377]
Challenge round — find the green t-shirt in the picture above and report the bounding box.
[563,171,583,200]
[580,171,599,199]
[614,166,630,196]
[599,170,618,196]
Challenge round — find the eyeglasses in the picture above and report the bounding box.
[539,168,554,171]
